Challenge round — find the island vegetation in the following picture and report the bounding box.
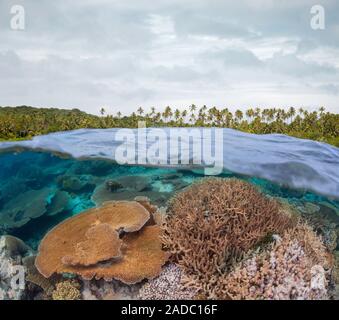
[0,105,338,147]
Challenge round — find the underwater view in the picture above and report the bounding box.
[0,128,338,300]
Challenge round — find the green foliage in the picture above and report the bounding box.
[0,105,338,147]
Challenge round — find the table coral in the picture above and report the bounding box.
[62,223,122,267]
[35,201,151,277]
[35,201,169,285]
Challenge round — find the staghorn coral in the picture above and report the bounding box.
[52,280,81,300]
[35,201,150,278]
[162,178,296,298]
[138,263,196,300]
[219,224,331,300]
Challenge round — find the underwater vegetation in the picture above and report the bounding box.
[0,149,339,300]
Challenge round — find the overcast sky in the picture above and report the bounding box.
[0,0,338,115]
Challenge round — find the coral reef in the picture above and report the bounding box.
[35,201,169,285]
[52,280,81,300]
[0,235,32,300]
[139,264,196,300]
[162,178,296,298]
[219,224,331,300]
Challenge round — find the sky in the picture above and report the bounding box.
[0,0,338,115]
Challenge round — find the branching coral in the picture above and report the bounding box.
[35,201,169,285]
[162,178,296,298]
[52,280,81,300]
[219,224,331,300]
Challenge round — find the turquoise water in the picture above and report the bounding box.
[0,150,338,250]
[1,128,339,199]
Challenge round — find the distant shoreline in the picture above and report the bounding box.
[1,105,338,147]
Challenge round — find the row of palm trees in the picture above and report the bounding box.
[1,105,338,146]
[102,105,323,127]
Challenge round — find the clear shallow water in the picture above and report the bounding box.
[0,128,338,249]
[1,128,338,199]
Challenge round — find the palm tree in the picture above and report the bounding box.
[137,107,144,116]
[235,109,243,126]
[246,108,255,122]
[100,108,106,116]
[162,106,173,123]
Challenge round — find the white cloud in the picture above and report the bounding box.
[0,0,338,114]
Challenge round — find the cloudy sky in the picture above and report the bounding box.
[0,0,338,115]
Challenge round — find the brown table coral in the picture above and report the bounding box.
[35,200,169,285]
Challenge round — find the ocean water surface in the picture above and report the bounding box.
[0,128,338,249]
